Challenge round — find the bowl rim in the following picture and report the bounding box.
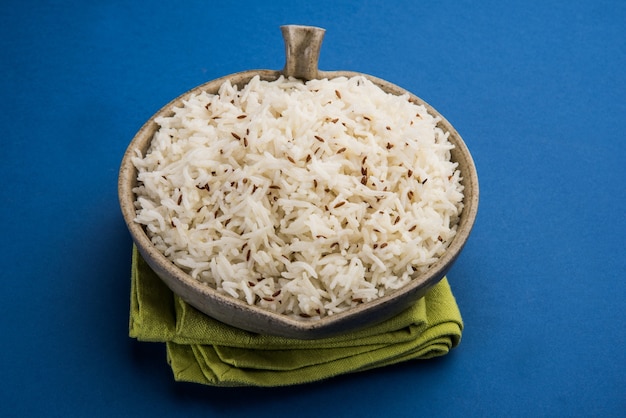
[118,69,479,339]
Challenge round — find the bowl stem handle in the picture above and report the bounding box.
[280,25,325,80]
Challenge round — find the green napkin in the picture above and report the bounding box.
[129,245,463,387]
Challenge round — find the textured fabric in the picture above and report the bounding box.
[129,246,463,387]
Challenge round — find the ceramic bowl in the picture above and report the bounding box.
[118,25,479,339]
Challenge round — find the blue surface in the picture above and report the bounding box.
[1,0,624,416]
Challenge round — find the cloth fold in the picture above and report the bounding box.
[129,245,463,387]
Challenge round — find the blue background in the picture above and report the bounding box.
[1,0,624,416]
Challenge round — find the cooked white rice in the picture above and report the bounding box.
[132,75,464,319]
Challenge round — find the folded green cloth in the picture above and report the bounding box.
[129,245,463,387]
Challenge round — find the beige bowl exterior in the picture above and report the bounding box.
[118,27,479,339]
